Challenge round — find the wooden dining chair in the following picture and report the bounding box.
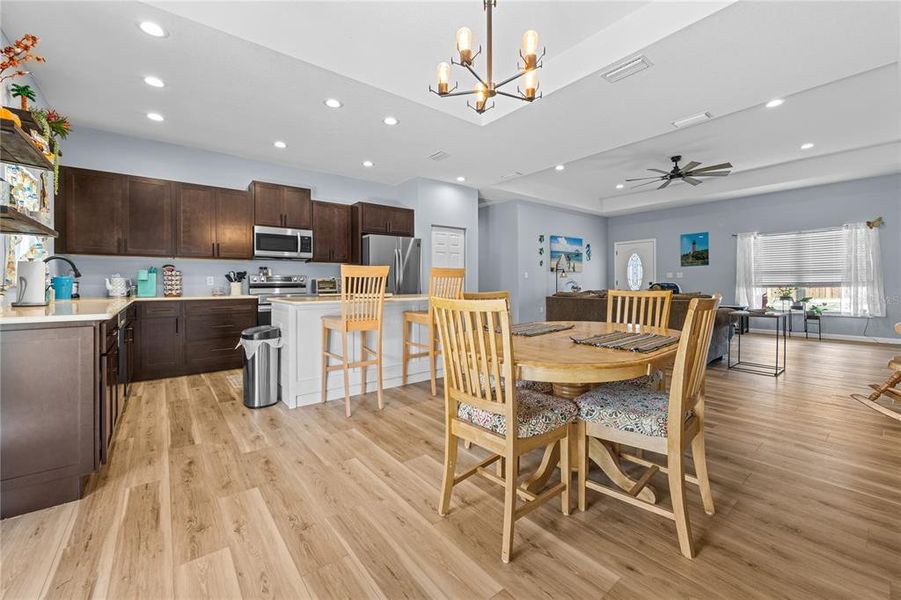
[463,290,511,308]
[575,296,719,558]
[321,265,389,418]
[433,296,577,563]
[402,268,465,395]
[607,289,673,328]
[851,322,901,422]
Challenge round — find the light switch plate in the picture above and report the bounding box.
[676,272,684,279]
[666,272,674,278]
[524,272,529,279]
[206,276,215,286]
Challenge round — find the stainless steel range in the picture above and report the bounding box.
[248,270,307,326]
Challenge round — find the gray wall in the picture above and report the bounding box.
[53,127,479,297]
[606,174,901,339]
[479,200,608,322]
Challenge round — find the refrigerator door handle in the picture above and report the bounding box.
[394,247,401,291]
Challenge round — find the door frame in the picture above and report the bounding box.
[430,224,466,270]
[613,238,657,290]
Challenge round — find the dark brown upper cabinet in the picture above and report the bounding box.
[58,167,126,255]
[123,176,175,256]
[350,202,416,262]
[249,181,312,229]
[175,183,216,258]
[312,201,351,263]
[176,184,252,259]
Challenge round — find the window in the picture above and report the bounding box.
[736,224,885,318]
[626,253,643,290]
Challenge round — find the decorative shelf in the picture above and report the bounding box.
[0,117,53,171]
[0,205,57,237]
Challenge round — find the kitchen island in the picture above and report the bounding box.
[271,294,436,408]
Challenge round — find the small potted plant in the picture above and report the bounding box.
[10,83,35,110]
[30,108,70,192]
[806,302,828,318]
[1,34,44,126]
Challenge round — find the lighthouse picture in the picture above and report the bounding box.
[680,232,709,266]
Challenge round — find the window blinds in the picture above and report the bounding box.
[753,228,846,286]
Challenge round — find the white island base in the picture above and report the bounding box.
[271,294,438,408]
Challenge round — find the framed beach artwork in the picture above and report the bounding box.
[549,235,583,272]
[680,231,709,266]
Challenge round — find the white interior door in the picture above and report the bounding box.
[613,239,657,290]
[431,226,465,269]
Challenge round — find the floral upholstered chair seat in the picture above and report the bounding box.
[457,389,578,438]
[575,384,687,438]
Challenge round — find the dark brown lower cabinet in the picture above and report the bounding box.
[0,323,96,518]
[133,298,257,381]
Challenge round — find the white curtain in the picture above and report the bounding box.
[841,222,886,317]
[735,232,762,309]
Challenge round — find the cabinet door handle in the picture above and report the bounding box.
[175,318,179,334]
[216,242,221,256]
[212,242,215,256]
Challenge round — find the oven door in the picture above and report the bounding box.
[254,226,312,259]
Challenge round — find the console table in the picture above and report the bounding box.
[727,311,788,377]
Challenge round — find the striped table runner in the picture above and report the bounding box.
[571,331,679,352]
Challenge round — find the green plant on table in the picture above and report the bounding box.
[774,286,796,300]
[806,302,828,317]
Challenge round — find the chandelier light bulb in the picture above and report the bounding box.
[456,27,474,65]
[523,69,538,100]
[522,30,539,69]
[436,62,451,94]
[475,83,488,111]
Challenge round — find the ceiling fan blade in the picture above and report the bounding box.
[689,162,732,173]
[687,170,731,177]
[683,176,702,186]
[648,168,669,174]
[657,179,672,190]
[625,176,663,181]
[631,180,661,189]
[680,161,701,172]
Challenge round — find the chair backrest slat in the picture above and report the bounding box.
[463,290,511,312]
[607,289,673,329]
[340,265,389,325]
[668,297,720,438]
[433,297,515,427]
[429,268,466,300]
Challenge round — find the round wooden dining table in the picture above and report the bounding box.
[512,321,681,503]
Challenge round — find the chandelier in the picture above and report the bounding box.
[429,0,545,114]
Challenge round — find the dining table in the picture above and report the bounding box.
[512,321,681,503]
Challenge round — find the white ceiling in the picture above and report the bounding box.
[2,1,899,215]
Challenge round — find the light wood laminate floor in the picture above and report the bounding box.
[2,334,900,599]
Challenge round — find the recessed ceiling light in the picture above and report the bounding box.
[362,160,374,168]
[138,21,167,38]
[766,98,784,108]
[143,75,165,88]
[616,183,624,189]
[456,176,466,182]
[324,98,343,109]
[273,140,287,149]
[800,142,814,150]
[146,112,164,122]
[383,116,399,126]
[555,164,565,171]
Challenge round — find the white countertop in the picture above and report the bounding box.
[0,295,257,325]
[270,294,428,306]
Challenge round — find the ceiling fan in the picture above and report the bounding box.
[627,155,733,190]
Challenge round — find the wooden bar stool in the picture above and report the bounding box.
[321,265,389,417]
[402,267,465,395]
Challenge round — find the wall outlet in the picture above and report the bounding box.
[524,272,529,279]
[676,272,684,279]
[206,276,215,286]
[538,306,544,313]
[666,272,674,278]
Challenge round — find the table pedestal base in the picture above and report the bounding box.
[552,382,590,400]
[521,435,657,504]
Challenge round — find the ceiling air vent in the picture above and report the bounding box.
[601,55,652,83]
[672,111,712,129]
[428,150,450,161]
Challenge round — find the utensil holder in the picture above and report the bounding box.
[229,282,243,296]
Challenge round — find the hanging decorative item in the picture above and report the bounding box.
[537,234,545,267]
[430,0,545,114]
[30,108,70,193]
[585,243,592,262]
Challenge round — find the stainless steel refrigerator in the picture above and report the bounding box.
[362,235,422,294]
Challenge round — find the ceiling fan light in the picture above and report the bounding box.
[456,27,473,65]
[436,62,451,94]
[522,30,539,69]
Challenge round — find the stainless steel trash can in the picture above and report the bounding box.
[239,325,281,408]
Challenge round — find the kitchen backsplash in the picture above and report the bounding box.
[53,255,341,298]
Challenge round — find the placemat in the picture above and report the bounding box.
[571,331,679,352]
[510,322,575,337]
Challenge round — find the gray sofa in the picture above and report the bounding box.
[545,291,735,363]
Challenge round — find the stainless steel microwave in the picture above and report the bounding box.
[253,225,313,260]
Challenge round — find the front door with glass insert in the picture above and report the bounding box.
[613,239,657,290]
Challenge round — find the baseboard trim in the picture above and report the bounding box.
[746,327,900,345]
